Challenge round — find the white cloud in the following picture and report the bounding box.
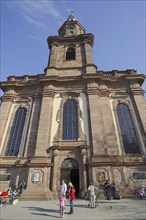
[24,16,47,30]
[27,35,43,42]
[5,0,64,30]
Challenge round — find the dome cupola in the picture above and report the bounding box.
[58,11,86,36]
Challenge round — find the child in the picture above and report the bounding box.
[59,193,66,218]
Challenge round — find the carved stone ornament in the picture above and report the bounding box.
[61,158,79,169]
[32,171,40,182]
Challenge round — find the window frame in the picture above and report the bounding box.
[66,47,76,60]
[4,107,27,157]
[116,102,141,154]
[62,98,78,140]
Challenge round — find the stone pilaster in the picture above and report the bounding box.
[100,96,119,155]
[132,93,146,132]
[51,148,58,198]
[49,44,57,67]
[0,96,14,155]
[84,42,96,74]
[24,95,42,157]
[35,90,54,156]
[81,147,88,197]
[87,92,106,155]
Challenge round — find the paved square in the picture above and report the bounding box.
[1,199,146,220]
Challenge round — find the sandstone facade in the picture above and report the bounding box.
[0,12,146,200]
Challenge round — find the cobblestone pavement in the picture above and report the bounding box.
[1,199,146,220]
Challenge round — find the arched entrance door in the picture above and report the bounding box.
[60,158,79,196]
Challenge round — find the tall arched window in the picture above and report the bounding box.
[66,47,75,60]
[62,99,78,140]
[116,103,140,154]
[5,107,27,156]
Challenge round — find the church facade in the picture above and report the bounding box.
[0,12,146,200]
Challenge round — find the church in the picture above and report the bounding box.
[0,12,146,200]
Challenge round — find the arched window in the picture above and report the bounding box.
[5,107,27,156]
[62,99,78,140]
[66,47,75,60]
[116,103,140,154]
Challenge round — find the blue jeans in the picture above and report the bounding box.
[69,200,74,214]
[105,188,111,200]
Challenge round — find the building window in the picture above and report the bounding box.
[0,174,11,181]
[66,47,75,60]
[132,172,146,180]
[5,107,27,156]
[69,31,74,35]
[116,103,140,154]
[62,99,78,140]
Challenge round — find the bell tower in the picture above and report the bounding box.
[44,11,97,77]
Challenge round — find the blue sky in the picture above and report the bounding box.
[0,0,145,94]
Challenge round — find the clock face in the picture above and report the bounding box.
[67,25,75,30]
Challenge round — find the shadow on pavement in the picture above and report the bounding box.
[31,212,60,218]
[22,206,60,218]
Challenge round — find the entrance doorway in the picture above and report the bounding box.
[60,158,79,196]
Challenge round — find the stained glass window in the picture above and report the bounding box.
[62,99,78,140]
[5,107,26,156]
[116,103,140,154]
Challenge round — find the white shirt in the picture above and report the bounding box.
[88,185,96,196]
[60,182,67,193]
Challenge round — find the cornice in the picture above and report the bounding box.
[1,71,145,92]
[47,33,94,48]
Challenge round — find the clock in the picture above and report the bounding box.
[67,25,75,30]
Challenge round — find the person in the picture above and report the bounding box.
[59,193,66,218]
[88,182,97,208]
[60,180,67,211]
[68,182,75,214]
[7,187,13,196]
[60,180,67,194]
[104,180,111,200]
[111,182,120,199]
[18,179,26,193]
[137,185,146,199]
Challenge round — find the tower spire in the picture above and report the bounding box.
[67,10,77,21]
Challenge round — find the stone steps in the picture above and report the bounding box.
[19,188,53,201]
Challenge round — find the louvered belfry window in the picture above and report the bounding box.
[116,103,140,154]
[62,99,78,140]
[66,47,75,60]
[5,107,26,156]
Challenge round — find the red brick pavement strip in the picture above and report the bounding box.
[1,199,146,220]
